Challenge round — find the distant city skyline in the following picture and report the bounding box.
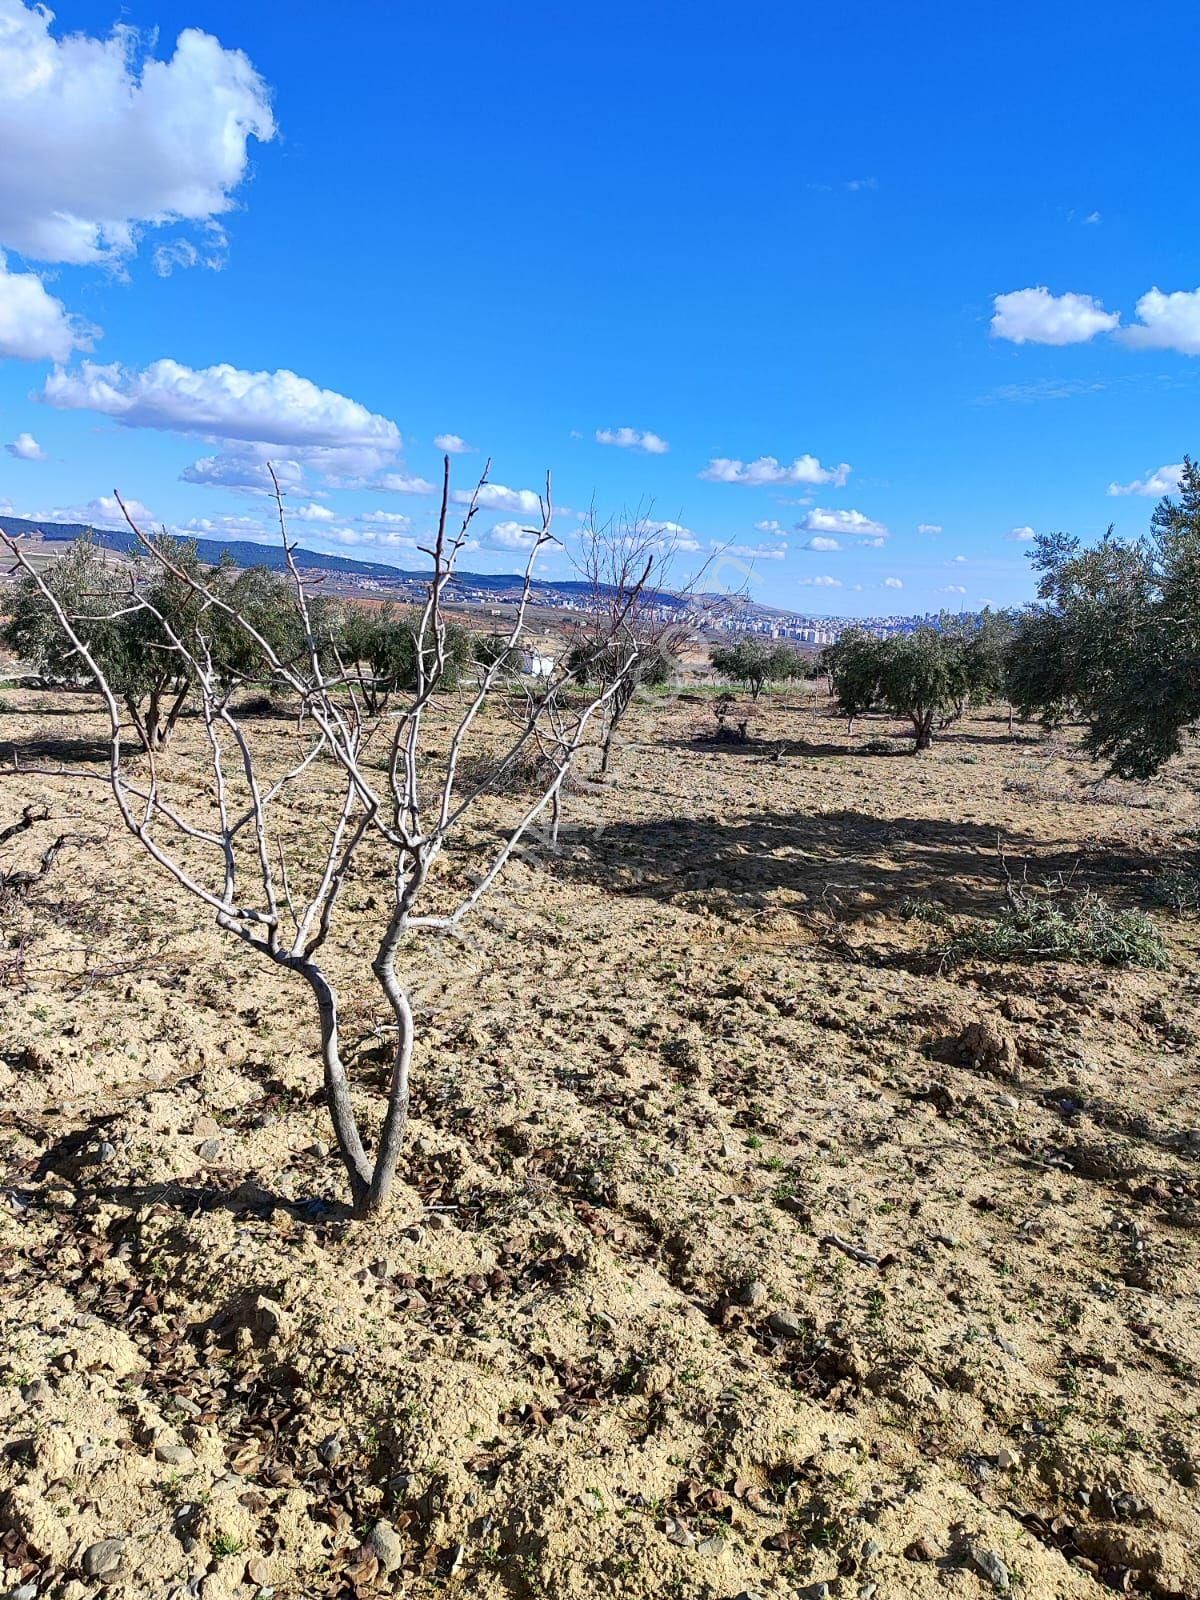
[1,0,1196,617]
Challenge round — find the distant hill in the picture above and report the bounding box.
[0,514,685,603]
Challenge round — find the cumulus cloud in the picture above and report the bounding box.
[596,426,669,454]
[804,536,841,552]
[1118,288,1200,355]
[483,521,541,550]
[44,360,402,460]
[6,431,46,461]
[433,433,474,454]
[0,4,275,267]
[796,575,842,588]
[800,507,888,538]
[990,287,1119,346]
[46,494,156,530]
[916,522,942,535]
[952,554,967,563]
[374,472,438,495]
[290,502,336,522]
[1108,463,1183,497]
[942,584,967,594]
[180,446,305,495]
[454,483,543,516]
[884,576,903,589]
[359,510,414,530]
[700,453,850,487]
[719,542,788,561]
[1007,525,1036,541]
[175,512,270,541]
[0,250,95,361]
[754,519,785,534]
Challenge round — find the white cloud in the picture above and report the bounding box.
[0,250,95,361]
[942,584,967,594]
[1084,211,1102,225]
[486,520,540,550]
[883,576,903,589]
[454,483,543,516]
[719,542,788,561]
[797,575,842,588]
[359,510,413,530]
[6,431,46,461]
[800,507,888,538]
[916,522,942,535]
[175,512,270,541]
[374,471,438,495]
[990,286,1119,346]
[596,426,669,454]
[0,4,274,267]
[1107,462,1183,498]
[1118,288,1200,355]
[151,236,223,277]
[44,360,402,459]
[1006,525,1036,541]
[291,502,336,522]
[433,433,474,454]
[699,453,850,487]
[952,554,967,563]
[45,494,156,530]
[754,519,785,534]
[180,445,305,495]
[804,535,841,552]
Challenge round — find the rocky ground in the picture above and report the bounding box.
[2,683,1199,1600]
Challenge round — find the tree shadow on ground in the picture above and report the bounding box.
[544,808,1156,922]
[2,733,113,765]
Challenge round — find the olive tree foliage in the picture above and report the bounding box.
[709,635,805,700]
[1005,458,1200,780]
[1,536,305,749]
[0,459,652,1219]
[823,626,972,751]
[340,603,473,715]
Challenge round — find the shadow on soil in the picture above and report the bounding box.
[544,808,1157,921]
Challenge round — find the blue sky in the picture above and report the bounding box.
[1,0,1197,616]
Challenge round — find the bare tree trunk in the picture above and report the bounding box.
[365,920,414,1217]
[289,958,373,1212]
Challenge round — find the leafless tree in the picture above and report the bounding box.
[568,506,727,781]
[0,458,652,1218]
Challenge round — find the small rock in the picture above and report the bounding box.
[9,1583,38,1600]
[860,1587,878,1600]
[964,1542,1010,1591]
[248,1293,290,1345]
[994,1335,1020,1359]
[799,1585,830,1600]
[996,1447,1018,1472]
[20,1378,52,1404]
[766,1310,806,1339]
[425,1212,453,1231]
[197,1138,223,1163]
[661,1160,681,1177]
[696,1534,725,1557]
[369,1258,394,1282]
[245,1557,270,1586]
[738,1279,769,1308]
[317,1429,345,1466]
[905,1537,938,1561]
[1114,1491,1152,1520]
[192,1115,221,1138]
[95,1141,117,1164]
[862,1537,883,1562]
[155,1442,194,1466]
[309,1141,330,1159]
[996,1094,1020,1112]
[81,1539,125,1579]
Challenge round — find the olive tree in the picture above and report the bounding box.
[1006,458,1200,779]
[710,635,804,700]
[2,536,305,749]
[826,627,973,751]
[1,458,652,1218]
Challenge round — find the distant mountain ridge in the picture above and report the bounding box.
[0,514,533,589]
